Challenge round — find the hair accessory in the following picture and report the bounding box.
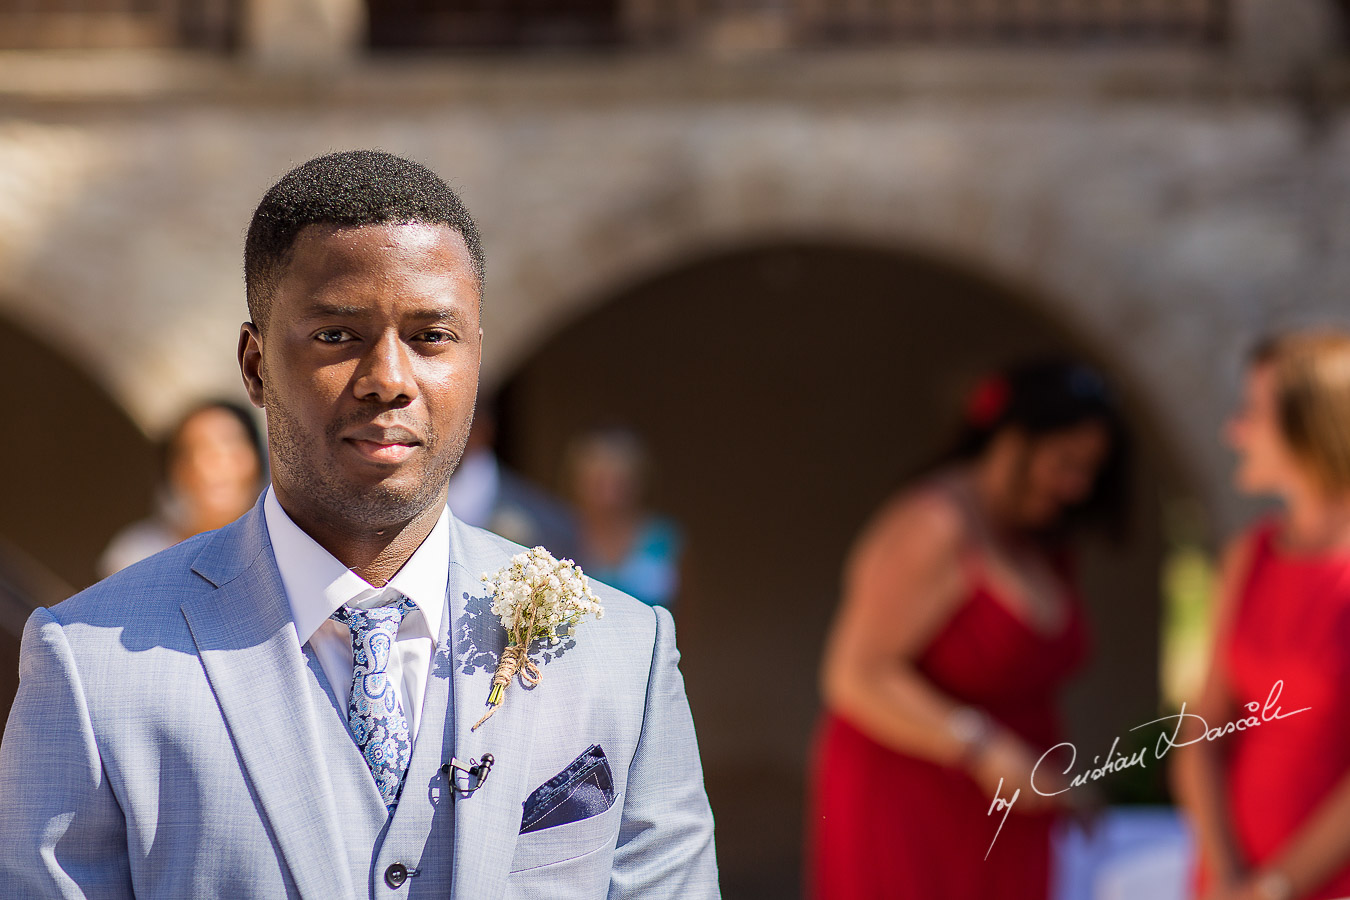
[966,374,1010,429]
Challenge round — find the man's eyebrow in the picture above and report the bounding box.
[300,302,363,319]
[407,306,471,324]
[299,302,469,323]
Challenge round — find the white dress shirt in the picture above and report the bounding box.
[263,487,448,742]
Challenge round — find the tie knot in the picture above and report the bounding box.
[330,593,417,635]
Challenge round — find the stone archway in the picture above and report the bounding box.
[0,316,157,599]
[0,90,1324,537]
[497,239,1187,897]
[0,315,157,732]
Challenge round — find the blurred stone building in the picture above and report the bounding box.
[3,1,1349,895]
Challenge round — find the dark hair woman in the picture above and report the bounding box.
[808,358,1127,900]
[99,400,265,578]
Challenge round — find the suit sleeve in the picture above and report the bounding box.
[608,605,720,899]
[0,608,133,899]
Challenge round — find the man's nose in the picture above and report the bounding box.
[353,331,418,405]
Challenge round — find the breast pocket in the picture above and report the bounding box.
[508,793,622,874]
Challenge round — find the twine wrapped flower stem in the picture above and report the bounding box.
[472,547,603,731]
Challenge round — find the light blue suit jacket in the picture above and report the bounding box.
[0,498,719,899]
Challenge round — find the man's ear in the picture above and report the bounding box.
[239,322,265,408]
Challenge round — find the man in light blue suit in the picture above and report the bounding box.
[0,150,719,899]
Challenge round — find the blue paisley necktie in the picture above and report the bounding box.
[331,595,418,812]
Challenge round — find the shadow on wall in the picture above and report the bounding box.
[0,316,158,732]
[497,240,1183,899]
[0,536,73,729]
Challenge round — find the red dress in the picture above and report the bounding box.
[1196,517,1350,899]
[808,544,1090,900]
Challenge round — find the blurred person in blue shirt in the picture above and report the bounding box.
[565,427,682,610]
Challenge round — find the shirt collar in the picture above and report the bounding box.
[263,486,448,646]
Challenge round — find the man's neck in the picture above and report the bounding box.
[273,488,446,587]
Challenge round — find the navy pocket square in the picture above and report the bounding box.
[520,744,616,834]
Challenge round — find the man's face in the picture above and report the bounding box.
[239,222,481,532]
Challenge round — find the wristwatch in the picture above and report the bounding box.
[1253,869,1294,900]
[947,705,993,769]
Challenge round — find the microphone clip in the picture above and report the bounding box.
[442,753,494,797]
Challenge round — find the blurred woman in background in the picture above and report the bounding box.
[809,359,1127,900]
[99,400,265,577]
[1175,331,1350,900]
[564,427,682,610]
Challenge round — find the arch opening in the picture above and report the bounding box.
[497,239,1189,896]
[0,313,158,731]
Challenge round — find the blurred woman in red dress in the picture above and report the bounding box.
[809,359,1128,900]
[1175,331,1350,900]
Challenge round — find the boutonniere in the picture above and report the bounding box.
[472,547,604,730]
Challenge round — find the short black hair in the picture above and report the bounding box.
[244,150,485,329]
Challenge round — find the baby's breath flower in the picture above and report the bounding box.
[472,546,605,730]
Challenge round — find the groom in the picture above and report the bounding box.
[0,150,719,899]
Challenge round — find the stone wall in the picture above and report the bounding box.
[4,42,1348,897]
[2,50,1348,541]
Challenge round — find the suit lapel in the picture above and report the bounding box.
[182,504,358,900]
[448,519,540,899]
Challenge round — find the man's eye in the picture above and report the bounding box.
[419,330,456,344]
[315,330,348,344]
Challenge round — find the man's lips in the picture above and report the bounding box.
[347,440,419,464]
[343,427,423,465]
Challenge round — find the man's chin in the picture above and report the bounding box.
[324,475,446,527]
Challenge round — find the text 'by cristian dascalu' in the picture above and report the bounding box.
[984,679,1309,859]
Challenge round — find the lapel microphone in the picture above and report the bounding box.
[442,753,494,797]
